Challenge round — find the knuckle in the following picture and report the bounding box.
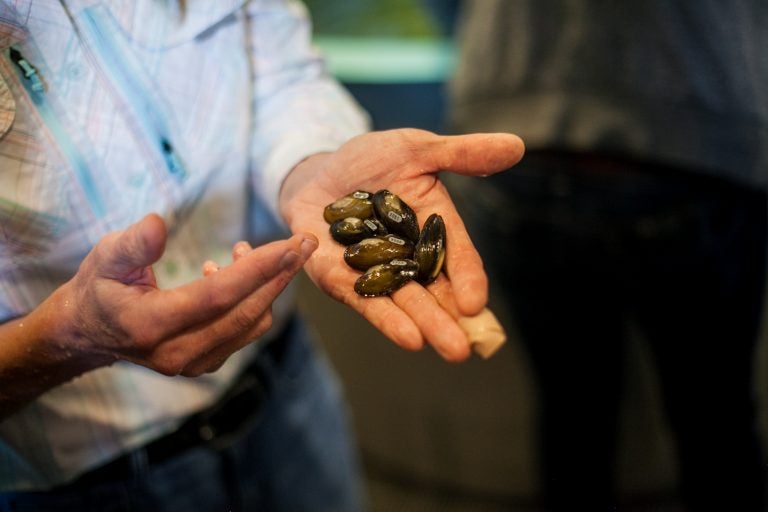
[182,354,229,378]
[231,308,258,333]
[181,365,205,378]
[253,312,273,337]
[151,351,187,377]
[154,360,183,377]
[205,357,229,374]
[130,324,161,352]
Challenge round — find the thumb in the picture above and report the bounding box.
[416,132,525,178]
[98,213,167,281]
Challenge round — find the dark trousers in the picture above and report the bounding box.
[449,152,768,511]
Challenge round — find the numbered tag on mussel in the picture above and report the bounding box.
[372,189,420,242]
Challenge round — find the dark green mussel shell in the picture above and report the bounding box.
[414,213,446,285]
[354,259,419,297]
[343,234,414,271]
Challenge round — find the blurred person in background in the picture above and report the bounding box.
[445,1,768,510]
[0,1,523,511]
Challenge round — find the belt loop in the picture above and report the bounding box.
[220,448,243,512]
[127,448,150,484]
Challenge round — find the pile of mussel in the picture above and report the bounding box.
[323,189,446,297]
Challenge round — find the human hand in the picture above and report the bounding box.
[279,128,524,362]
[58,213,317,376]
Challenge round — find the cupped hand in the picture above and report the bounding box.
[60,213,317,376]
[279,128,524,362]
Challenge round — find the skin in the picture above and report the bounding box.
[0,128,523,419]
[279,129,524,362]
[0,216,318,418]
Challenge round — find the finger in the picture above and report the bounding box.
[202,240,252,276]
[97,213,167,282]
[169,235,314,356]
[180,312,274,377]
[309,259,425,352]
[350,292,425,353]
[134,298,274,377]
[129,232,309,376]
[165,231,310,373]
[440,206,489,316]
[233,241,252,261]
[202,260,219,276]
[426,273,461,319]
[130,233,318,341]
[426,276,508,360]
[390,281,471,362]
[413,131,525,178]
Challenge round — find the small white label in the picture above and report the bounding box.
[345,217,362,227]
[388,236,405,245]
[336,197,357,208]
[387,211,403,223]
[391,259,408,266]
[364,219,378,230]
[352,191,370,199]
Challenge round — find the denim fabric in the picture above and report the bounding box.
[448,152,768,511]
[0,319,364,512]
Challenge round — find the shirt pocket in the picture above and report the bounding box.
[107,0,248,50]
[74,2,252,199]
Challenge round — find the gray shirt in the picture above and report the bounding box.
[449,0,768,186]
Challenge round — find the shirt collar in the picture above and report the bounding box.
[61,0,247,49]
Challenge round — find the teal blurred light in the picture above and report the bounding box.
[302,0,457,131]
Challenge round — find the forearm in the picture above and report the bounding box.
[246,1,368,217]
[0,285,109,420]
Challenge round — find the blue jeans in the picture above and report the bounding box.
[0,317,364,512]
[448,151,768,511]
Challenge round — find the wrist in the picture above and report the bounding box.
[32,284,115,375]
[0,286,112,419]
[278,152,332,225]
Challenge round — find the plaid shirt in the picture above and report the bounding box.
[0,0,367,490]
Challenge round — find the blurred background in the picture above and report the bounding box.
[297,1,768,510]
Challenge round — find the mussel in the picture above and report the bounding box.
[323,190,374,224]
[354,259,419,297]
[362,217,389,237]
[330,217,388,245]
[413,213,446,285]
[372,189,419,242]
[343,235,414,271]
[324,188,447,297]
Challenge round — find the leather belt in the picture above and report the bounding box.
[65,317,296,489]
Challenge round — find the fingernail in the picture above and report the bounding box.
[202,260,220,275]
[280,251,300,271]
[300,237,318,259]
[234,241,251,258]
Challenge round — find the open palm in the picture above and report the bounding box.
[280,129,524,361]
